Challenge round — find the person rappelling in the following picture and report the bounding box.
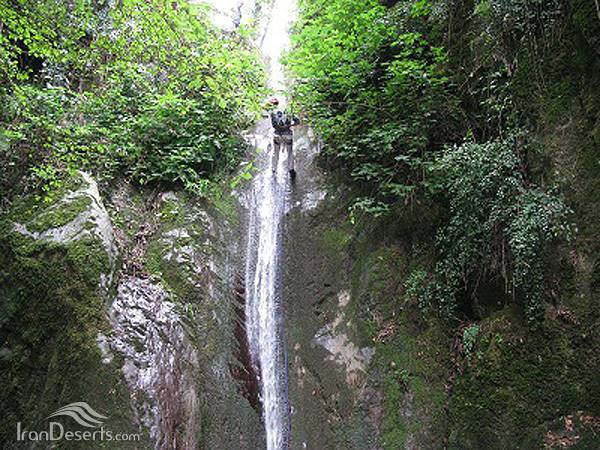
[268,97,299,179]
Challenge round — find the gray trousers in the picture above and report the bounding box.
[272,134,294,172]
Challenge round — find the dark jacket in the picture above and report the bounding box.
[271,110,299,135]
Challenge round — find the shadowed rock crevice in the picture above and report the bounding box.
[231,272,261,413]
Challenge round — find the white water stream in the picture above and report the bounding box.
[243,1,297,449]
[189,1,298,447]
[245,128,291,449]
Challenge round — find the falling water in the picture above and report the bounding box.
[245,129,290,449]
[244,1,297,448]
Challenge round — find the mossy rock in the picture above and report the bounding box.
[0,175,143,448]
[26,195,92,233]
[357,249,450,449]
[447,305,600,449]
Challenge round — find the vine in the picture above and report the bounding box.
[420,137,573,323]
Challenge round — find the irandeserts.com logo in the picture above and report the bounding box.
[16,402,141,443]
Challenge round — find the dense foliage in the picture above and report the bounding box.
[285,0,579,322]
[421,137,572,322]
[0,0,266,202]
[285,0,461,216]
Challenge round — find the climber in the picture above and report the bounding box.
[269,98,300,179]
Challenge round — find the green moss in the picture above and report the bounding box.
[447,304,600,449]
[146,196,207,301]
[27,195,92,232]
[380,365,408,448]
[375,310,450,450]
[158,198,185,226]
[66,236,111,285]
[7,172,86,224]
[0,207,142,447]
[145,237,197,300]
[322,226,352,254]
[348,232,450,448]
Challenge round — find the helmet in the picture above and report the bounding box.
[269,97,279,106]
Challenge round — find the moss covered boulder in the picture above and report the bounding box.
[0,172,145,448]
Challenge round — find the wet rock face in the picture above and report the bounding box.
[313,291,375,387]
[104,187,263,449]
[1,172,263,448]
[11,171,118,293]
[0,172,146,447]
[282,125,380,449]
[105,277,200,449]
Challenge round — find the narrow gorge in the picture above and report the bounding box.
[1,0,599,449]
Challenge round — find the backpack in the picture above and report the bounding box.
[272,111,291,131]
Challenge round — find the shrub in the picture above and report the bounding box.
[420,137,572,323]
[462,325,480,359]
[0,0,266,202]
[285,0,461,216]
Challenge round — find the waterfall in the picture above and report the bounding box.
[244,2,297,448]
[245,128,291,449]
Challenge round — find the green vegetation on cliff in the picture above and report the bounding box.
[285,0,586,323]
[0,0,266,203]
[287,0,599,447]
[285,0,457,215]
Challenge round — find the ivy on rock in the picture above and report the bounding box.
[421,137,572,323]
